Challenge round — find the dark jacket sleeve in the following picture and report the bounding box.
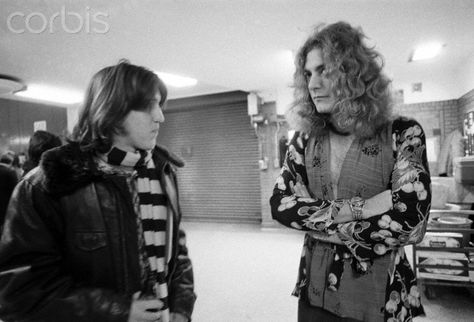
[168,229,196,321]
[270,131,344,230]
[335,118,431,261]
[0,177,132,322]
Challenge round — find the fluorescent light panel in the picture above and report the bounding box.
[15,84,83,104]
[410,42,443,62]
[14,71,198,104]
[156,72,197,88]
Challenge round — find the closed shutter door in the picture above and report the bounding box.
[158,93,261,223]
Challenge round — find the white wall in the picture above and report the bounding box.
[459,54,474,97]
[66,104,81,135]
[393,66,461,104]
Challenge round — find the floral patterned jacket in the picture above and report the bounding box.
[270,117,431,322]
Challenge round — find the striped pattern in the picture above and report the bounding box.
[107,147,170,322]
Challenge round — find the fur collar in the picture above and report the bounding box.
[40,142,184,196]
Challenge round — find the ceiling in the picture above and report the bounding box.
[0,0,473,106]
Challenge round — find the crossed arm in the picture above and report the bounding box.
[270,118,431,260]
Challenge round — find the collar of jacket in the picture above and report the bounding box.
[40,142,184,197]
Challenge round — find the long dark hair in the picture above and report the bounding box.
[287,21,393,138]
[72,60,167,153]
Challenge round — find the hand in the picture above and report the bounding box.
[332,202,353,224]
[363,190,392,218]
[333,190,393,224]
[171,312,189,322]
[290,180,311,198]
[128,292,163,322]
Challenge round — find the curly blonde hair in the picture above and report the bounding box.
[287,21,393,138]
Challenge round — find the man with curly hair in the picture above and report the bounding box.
[271,22,431,321]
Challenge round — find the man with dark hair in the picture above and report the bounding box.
[22,130,62,176]
[0,61,196,322]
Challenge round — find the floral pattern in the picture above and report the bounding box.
[362,143,381,156]
[270,117,431,321]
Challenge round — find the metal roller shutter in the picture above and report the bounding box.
[158,91,261,223]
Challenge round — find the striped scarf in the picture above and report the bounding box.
[106,147,170,322]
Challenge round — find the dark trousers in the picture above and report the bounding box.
[298,300,362,322]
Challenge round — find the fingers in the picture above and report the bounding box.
[292,181,311,198]
[137,310,161,321]
[139,299,163,311]
[129,296,164,322]
[291,182,303,195]
[300,185,311,198]
[132,291,141,301]
[289,180,295,192]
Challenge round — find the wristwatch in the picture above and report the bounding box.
[350,196,365,220]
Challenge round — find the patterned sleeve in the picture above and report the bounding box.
[270,131,344,231]
[335,118,431,261]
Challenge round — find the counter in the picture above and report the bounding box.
[431,176,474,206]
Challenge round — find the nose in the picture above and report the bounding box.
[308,73,322,90]
[152,106,165,123]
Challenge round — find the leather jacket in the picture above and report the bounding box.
[0,143,196,321]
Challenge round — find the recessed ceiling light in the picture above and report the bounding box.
[15,84,83,104]
[409,42,444,62]
[155,72,197,88]
[0,74,26,95]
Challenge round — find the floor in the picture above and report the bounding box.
[182,221,474,322]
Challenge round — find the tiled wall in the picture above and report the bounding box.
[393,97,462,175]
[394,88,474,139]
[393,99,460,139]
[459,88,474,123]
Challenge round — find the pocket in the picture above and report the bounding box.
[74,231,107,251]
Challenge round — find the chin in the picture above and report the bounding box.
[136,142,155,151]
[315,106,331,114]
[145,143,156,150]
[315,102,335,114]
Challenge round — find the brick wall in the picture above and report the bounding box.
[459,88,474,126]
[393,99,460,138]
[393,99,460,175]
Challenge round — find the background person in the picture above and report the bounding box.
[0,152,18,230]
[10,153,25,179]
[22,130,62,176]
[271,22,431,322]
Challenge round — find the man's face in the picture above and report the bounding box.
[304,48,336,114]
[112,93,165,152]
